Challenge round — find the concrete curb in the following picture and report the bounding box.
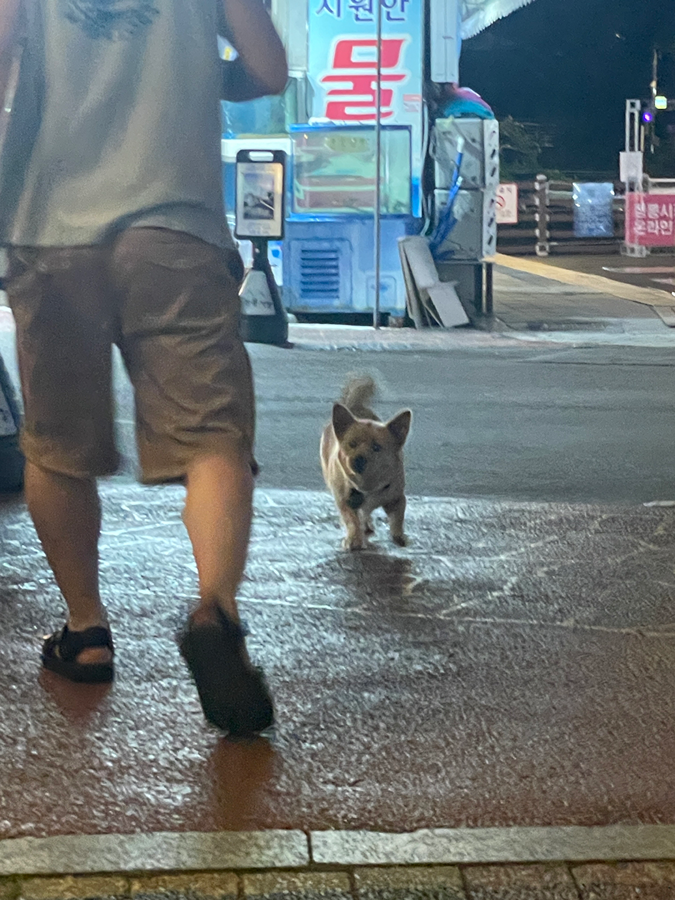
[2,827,675,877]
[311,826,675,866]
[0,833,308,878]
[286,323,534,352]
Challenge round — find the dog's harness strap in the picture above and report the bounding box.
[347,488,365,510]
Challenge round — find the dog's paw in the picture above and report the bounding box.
[392,533,408,547]
[343,533,367,551]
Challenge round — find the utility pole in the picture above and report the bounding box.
[650,48,659,103]
[648,48,659,155]
[373,0,382,330]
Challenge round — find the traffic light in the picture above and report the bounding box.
[642,97,672,122]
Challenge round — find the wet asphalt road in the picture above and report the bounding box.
[3,320,675,504]
[147,343,675,504]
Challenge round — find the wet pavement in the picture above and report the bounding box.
[7,315,675,506]
[3,261,675,883]
[2,482,675,840]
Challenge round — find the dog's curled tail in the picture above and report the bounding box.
[340,373,377,417]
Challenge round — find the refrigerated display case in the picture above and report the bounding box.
[283,123,416,315]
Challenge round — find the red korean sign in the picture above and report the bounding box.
[625,193,675,246]
[320,36,408,122]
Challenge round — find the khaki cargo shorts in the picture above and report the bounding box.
[7,227,255,483]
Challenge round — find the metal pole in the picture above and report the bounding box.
[625,98,631,153]
[648,49,659,156]
[373,0,382,329]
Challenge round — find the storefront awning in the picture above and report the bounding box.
[461,0,538,40]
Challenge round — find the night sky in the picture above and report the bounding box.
[459,0,675,174]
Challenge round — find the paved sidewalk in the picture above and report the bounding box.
[532,253,675,297]
[3,848,675,899]
[285,259,675,351]
[2,482,674,839]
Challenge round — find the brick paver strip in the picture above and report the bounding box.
[461,864,579,900]
[0,833,308,877]
[5,863,675,900]
[243,871,352,900]
[354,865,465,900]
[20,877,129,900]
[0,879,18,900]
[310,826,675,866]
[572,861,675,899]
[129,874,238,900]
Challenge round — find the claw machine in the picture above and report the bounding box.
[271,0,426,317]
[226,0,459,317]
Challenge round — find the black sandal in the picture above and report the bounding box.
[178,607,274,737]
[41,625,115,684]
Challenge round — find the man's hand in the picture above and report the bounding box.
[220,0,288,102]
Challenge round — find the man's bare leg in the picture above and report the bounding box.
[177,449,273,733]
[24,461,112,665]
[182,451,254,625]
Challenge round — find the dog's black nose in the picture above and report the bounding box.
[353,455,367,474]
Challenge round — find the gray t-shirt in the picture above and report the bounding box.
[0,0,233,248]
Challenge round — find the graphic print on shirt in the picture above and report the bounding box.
[61,0,160,40]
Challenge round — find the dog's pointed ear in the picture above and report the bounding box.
[333,403,356,440]
[387,409,412,447]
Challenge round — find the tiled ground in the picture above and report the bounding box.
[5,862,675,900]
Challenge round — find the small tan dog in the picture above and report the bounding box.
[321,375,412,551]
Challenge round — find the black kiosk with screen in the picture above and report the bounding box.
[235,149,288,345]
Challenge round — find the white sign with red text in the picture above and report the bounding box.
[496,183,518,225]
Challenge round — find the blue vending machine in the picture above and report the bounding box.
[283,123,416,317]
[276,0,425,318]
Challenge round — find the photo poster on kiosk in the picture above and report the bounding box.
[235,150,286,242]
[306,0,423,218]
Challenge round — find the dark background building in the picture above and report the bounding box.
[460,0,675,177]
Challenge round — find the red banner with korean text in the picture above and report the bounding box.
[625,193,675,247]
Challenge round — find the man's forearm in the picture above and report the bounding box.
[222,58,277,103]
[220,0,288,100]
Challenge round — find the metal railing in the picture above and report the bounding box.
[646,177,675,194]
[497,176,627,257]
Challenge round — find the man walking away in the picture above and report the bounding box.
[0,0,288,737]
